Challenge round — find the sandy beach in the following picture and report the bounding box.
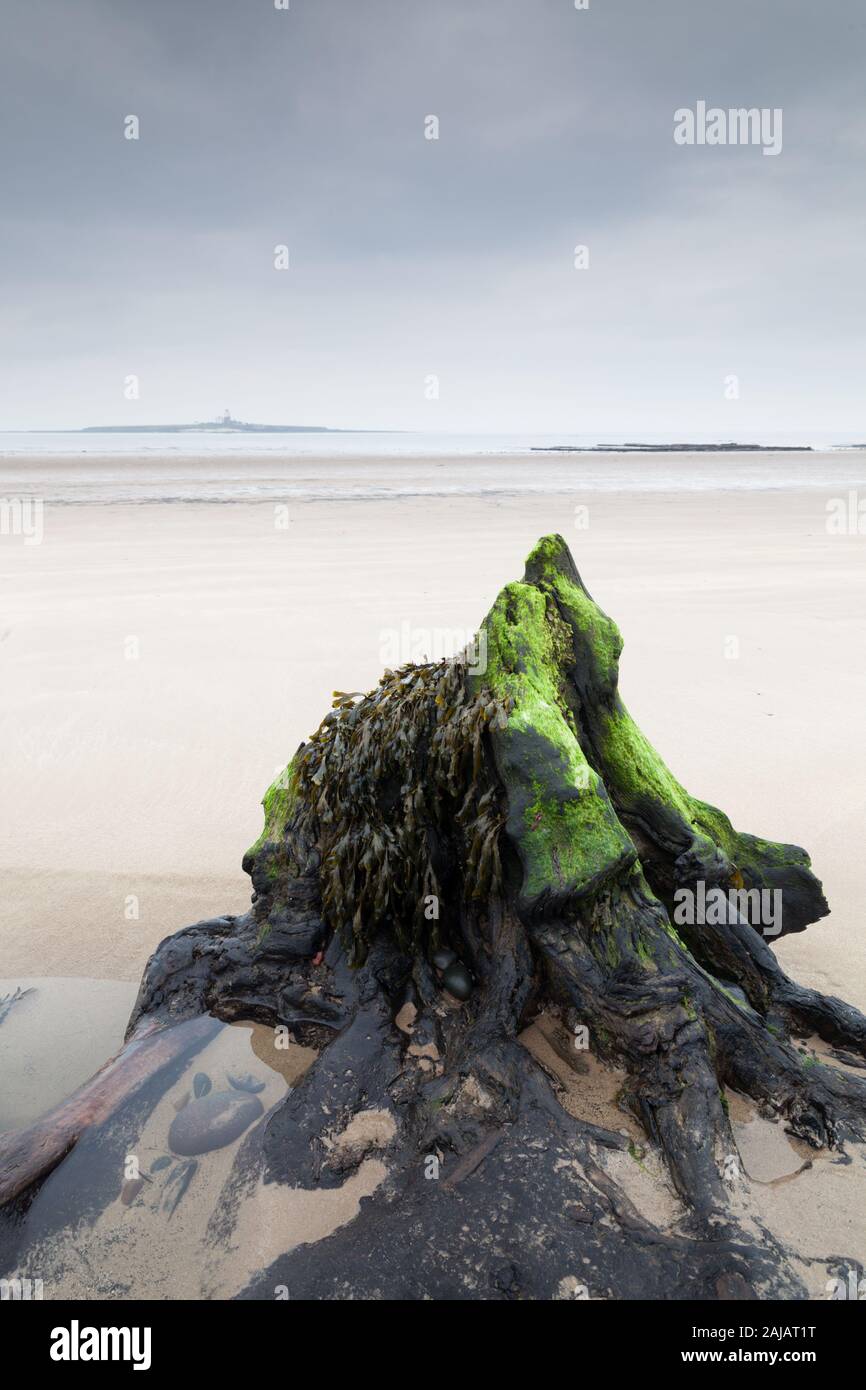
[2,456,865,1007]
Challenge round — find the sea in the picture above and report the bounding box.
[0,431,864,504]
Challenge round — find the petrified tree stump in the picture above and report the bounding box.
[4,534,866,1300]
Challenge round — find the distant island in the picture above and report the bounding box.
[81,412,340,435]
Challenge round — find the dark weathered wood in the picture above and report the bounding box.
[4,534,866,1301]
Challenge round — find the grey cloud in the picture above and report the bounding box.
[0,0,864,432]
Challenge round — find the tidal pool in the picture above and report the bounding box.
[0,1008,320,1298]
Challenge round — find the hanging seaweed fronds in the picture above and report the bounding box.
[291,655,511,962]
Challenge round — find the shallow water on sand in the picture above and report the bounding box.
[0,977,139,1130]
[1,1012,323,1299]
[2,448,864,504]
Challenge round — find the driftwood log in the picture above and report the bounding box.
[3,533,866,1299]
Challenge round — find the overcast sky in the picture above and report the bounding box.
[1,0,864,436]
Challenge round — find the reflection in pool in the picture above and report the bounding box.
[1,1012,319,1299]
